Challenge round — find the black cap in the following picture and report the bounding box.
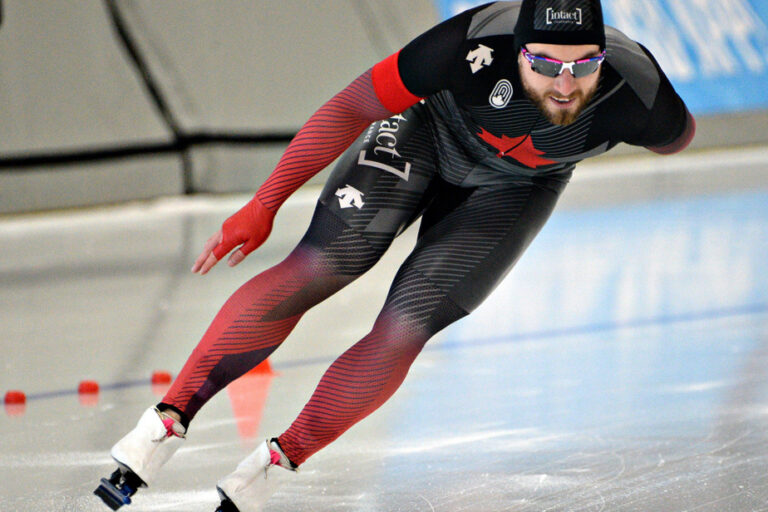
[514,0,606,51]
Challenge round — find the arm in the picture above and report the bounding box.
[253,5,479,213]
[645,107,696,155]
[634,44,696,155]
[194,9,474,274]
[193,63,422,274]
[256,66,419,212]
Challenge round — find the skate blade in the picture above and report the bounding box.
[94,478,132,510]
[215,487,240,512]
[215,498,240,512]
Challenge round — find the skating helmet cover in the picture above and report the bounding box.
[514,0,606,51]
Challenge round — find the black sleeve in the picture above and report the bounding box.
[397,3,492,97]
[630,44,695,152]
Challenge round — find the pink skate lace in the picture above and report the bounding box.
[263,448,284,479]
[156,417,186,441]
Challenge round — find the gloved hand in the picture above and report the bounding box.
[191,198,275,275]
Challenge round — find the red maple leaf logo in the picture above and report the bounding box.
[477,128,557,168]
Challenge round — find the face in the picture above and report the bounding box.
[518,43,603,126]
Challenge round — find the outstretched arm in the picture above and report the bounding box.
[633,43,697,155]
[645,107,696,155]
[192,60,422,274]
[193,6,479,274]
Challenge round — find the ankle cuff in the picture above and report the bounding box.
[270,438,298,469]
[156,403,190,431]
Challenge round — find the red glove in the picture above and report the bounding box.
[192,198,275,274]
[213,198,274,260]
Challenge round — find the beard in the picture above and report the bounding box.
[522,77,599,126]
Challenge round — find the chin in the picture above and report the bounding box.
[543,104,583,126]
[522,80,598,127]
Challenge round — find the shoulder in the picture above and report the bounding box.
[602,27,694,151]
[398,2,520,97]
[465,1,521,38]
[407,1,521,49]
[604,26,663,109]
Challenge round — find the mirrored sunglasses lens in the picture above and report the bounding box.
[531,60,561,77]
[572,61,600,78]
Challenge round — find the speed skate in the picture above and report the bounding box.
[215,438,297,512]
[93,406,186,509]
[94,467,145,510]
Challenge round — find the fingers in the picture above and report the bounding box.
[191,201,273,274]
[191,231,222,274]
[227,249,247,268]
[223,232,266,269]
[197,252,220,275]
[195,248,245,275]
[191,231,250,275]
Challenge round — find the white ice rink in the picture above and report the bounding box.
[1,146,768,511]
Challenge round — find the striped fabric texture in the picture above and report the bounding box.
[255,69,393,212]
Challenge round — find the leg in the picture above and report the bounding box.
[277,178,565,465]
[161,105,439,422]
[213,107,443,511]
[97,106,438,509]
[161,213,380,421]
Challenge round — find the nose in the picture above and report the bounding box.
[553,71,576,97]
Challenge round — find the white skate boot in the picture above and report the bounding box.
[94,406,186,509]
[215,438,297,512]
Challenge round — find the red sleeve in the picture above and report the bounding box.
[255,69,393,212]
[369,6,479,109]
[254,5,474,211]
[371,52,423,114]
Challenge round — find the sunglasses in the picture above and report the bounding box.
[521,47,606,78]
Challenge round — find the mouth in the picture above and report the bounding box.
[549,96,576,108]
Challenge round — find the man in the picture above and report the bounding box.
[94,1,695,510]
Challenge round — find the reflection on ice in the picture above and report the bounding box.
[1,189,767,511]
[451,192,768,341]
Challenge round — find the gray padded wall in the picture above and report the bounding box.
[0,0,439,213]
[0,1,182,213]
[0,1,172,152]
[1,1,766,214]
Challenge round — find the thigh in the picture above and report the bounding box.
[316,102,440,247]
[387,179,565,318]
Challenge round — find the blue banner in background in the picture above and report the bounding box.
[434,0,768,115]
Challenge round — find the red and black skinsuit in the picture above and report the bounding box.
[161,2,695,466]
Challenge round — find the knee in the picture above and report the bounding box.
[371,294,469,354]
[296,205,391,279]
[383,268,470,337]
